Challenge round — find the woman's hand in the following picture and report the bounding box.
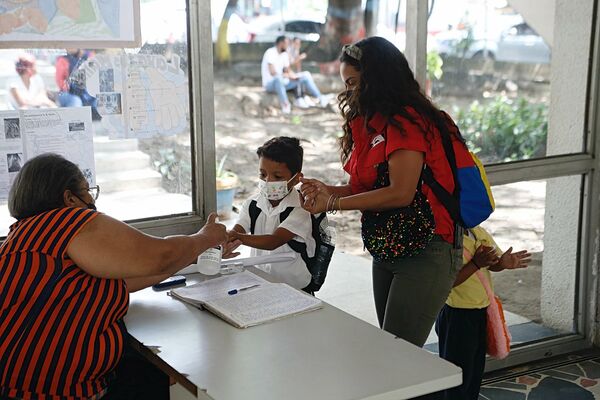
[495,247,531,271]
[471,244,498,269]
[197,213,228,248]
[300,177,331,214]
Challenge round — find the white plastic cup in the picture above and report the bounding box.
[197,247,222,275]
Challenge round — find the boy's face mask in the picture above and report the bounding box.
[258,173,298,201]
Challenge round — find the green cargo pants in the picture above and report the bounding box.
[372,236,462,347]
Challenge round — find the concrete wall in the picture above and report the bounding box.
[508,0,555,46]
[542,0,594,331]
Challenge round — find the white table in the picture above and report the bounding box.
[125,264,461,400]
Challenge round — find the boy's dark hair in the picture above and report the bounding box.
[256,137,303,175]
[275,35,286,45]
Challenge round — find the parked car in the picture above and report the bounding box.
[247,16,324,43]
[435,21,551,64]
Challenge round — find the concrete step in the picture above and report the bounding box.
[95,150,152,174]
[96,168,162,193]
[93,135,139,153]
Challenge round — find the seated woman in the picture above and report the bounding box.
[7,54,56,110]
[0,154,227,400]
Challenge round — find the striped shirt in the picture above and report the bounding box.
[0,208,129,400]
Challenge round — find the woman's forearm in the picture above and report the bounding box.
[328,184,353,197]
[337,185,416,212]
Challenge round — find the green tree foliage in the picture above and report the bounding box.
[454,96,548,163]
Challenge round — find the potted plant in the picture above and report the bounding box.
[216,155,238,219]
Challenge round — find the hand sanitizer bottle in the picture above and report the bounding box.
[197,247,222,275]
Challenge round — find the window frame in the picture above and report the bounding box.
[131,0,216,237]
[408,0,600,369]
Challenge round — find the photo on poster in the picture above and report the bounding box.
[4,118,20,140]
[81,168,94,185]
[100,69,115,92]
[97,93,122,115]
[7,153,22,173]
[69,122,86,132]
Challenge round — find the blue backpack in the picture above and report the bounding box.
[423,126,495,229]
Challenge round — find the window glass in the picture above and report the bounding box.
[427,0,594,164]
[423,176,581,348]
[0,0,193,236]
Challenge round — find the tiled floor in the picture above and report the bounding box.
[479,352,600,399]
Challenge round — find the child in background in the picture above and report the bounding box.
[436,226,531,400]
[222,136,315,291]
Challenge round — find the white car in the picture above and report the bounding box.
[436,21,551,64]
[248,16,324,43]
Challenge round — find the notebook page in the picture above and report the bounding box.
[205,283,322,328]
[171,271,268,303]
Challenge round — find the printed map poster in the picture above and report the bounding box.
[0,0,141,48]
[0,108,95,200]
[84,53,189,139]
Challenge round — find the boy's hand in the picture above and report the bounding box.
[221,231,242,259]
[497,247,531,271]
[471,244,498,269]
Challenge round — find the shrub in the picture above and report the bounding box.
[454,96,548,163]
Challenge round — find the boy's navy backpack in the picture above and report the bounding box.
[423,123,495,229]
[248,200,335,292]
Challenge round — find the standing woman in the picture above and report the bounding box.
[301,36,464,347]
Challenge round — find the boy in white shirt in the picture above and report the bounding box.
[223,137,315,291]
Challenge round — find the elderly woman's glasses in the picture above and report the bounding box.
[87,185,100,200]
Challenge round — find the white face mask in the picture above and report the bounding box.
[258,173,297,201]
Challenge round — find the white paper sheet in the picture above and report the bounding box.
[170,271,322,328]
[206,284,322,328]
[83,53,188,139]
[220,252,297,267]
[171,271,268,303]
[0,108,95,200]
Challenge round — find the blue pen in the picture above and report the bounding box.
[228,284,260,295]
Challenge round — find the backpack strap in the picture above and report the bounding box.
[248,200,261,234]
[250,202,314,278]
[278,206,311,264]
[421,119,465,227]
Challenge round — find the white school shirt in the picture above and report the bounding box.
[261,46,290,88]
[237,190,315,289]
[6,74,46,110]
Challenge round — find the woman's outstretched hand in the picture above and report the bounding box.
[300,177,331,214]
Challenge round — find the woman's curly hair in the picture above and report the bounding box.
[338,36,464,163]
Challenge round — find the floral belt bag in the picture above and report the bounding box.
[361,161,436,262]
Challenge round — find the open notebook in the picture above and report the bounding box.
[170,271,322,328]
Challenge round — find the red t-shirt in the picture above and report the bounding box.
[343,109,462,244]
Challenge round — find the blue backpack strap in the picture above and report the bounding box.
[248,200,261,234]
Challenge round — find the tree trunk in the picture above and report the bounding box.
[310,0,364,62]
[364,0,379,37]
[215,0,239,65]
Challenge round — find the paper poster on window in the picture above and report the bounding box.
[82,53,189,139]
[0,108,94,201]
[0,0,141,48]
